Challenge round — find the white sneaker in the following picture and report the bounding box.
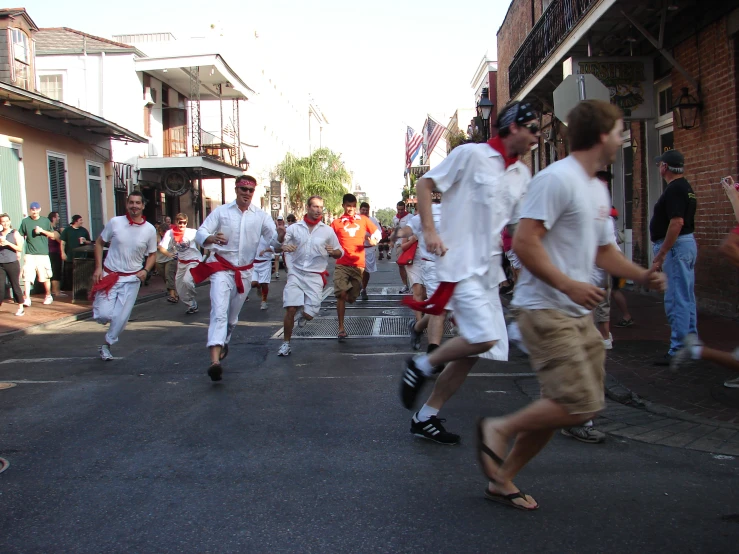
[15,306,24,316]
[603,333,613,350]
[295,309,307,328]
[23,298,31,307]
[670,333,702,372]
[277,341,291,356]
[99,344,113,361]
[260,301,268,310]
[724,377,739,389]
[43,295,53,305]
[507,321,529,355]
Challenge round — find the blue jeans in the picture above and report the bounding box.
[653,234,698,354]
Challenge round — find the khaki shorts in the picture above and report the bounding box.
[23,254,52,283]
[517,309,606,415]
[333,264,363,303]
[593,278,612,324]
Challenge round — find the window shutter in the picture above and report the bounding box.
[48,156,68,225]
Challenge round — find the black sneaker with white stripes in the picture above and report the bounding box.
[400,358,426,409]
[409,319,422,351]
[410,413,460,445]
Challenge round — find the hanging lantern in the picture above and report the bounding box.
[672,87,702,130]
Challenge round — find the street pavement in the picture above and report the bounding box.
[1,259,738,552]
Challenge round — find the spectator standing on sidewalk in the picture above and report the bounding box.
[47,211,65,298]
[156,223,178,303]
[650,150,698,365]
[18,202,56,307]
[0,213,24,315]
[60,215,91,292]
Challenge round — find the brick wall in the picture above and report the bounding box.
[672,18,738,315]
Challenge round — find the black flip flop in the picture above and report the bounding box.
[207,362,223,382]
[476,418,506,483]
[219,344,229,361]
[484,488,538,511]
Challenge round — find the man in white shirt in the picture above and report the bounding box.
[90,191,158,360]
[399,102,539,445]
[476,100,666,511]
[359,202,381,301]
[160,213,202,315]
[393,201,413,294]
[277,196,343,356]
[193,175,285,381]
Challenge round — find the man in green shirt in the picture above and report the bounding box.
[60,214,91,291]
[18,201,57,306]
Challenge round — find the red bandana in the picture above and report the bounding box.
[304,215,322,226]
[126,214,146,226]
[170,224,185,243]
[396,210,408,220]
[487,136,519,169]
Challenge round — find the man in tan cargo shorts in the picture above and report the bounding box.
[475,100,667,511]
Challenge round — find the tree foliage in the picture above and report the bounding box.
[276,148,350,217]
[375,208,396,227]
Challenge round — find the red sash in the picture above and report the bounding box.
[88,265,139,301]
[402,282,456,315]
[313,270,329,287]
[178,259,200,265]
[190,253,254,294]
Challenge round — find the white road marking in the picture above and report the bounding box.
[298,373,535,379]
[2,380,62,384]
[371,318,382,335]
[0,357,123,364]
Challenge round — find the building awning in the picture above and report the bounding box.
[134,54,253,101]
[137,156,244,179]
[0,81,147,143]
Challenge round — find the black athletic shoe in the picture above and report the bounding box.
[400,357,426,409]
[410,413,460,445]
[409,319,422,351]
[208,363,223,382]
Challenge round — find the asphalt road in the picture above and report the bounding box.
[1,262,737,553]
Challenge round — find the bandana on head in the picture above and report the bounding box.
[496,101,537,130]
[126,214,146,226]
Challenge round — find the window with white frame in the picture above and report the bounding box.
[11,28,31,90]
[39,74,64,101]
[656,78,673,128]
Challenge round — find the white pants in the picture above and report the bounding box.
[364,247,377,273]
[283,268,324,317]
[93,278,140,346]
[176,261,198,307]
[207,269,252,347]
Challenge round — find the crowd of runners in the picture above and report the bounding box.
[77,98,739,511]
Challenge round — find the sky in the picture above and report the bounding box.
[18,0,512,209]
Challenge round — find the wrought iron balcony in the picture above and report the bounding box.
[508,0,599,98]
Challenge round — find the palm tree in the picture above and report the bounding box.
[276,148,350,217]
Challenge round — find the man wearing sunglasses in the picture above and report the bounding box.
[399,101,539,446]
[160,213,202,315]
[194,175,285,381]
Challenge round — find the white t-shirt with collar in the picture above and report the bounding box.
[160,227,202,263]
[101,216,158,281]
[512,155,616,318]
[284,220,343,273]
[423,142,531,283]
[392,212,412,246]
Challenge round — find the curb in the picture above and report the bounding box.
[0,282,210,343]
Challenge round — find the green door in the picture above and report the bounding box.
[88,164,104,240]
[0,145,23,228]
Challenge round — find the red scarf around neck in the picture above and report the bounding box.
[126,213,146,226]
[170,224,185,243]
[487,136,519,169]
[304,215,321,226]
[396,210,408,220]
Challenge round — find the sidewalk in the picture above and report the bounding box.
[607,289,739,424]
[0,277,170,338]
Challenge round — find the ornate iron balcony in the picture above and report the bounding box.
[508,0,599,98]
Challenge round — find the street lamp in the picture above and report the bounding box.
[476,88,494,141]
[672,87,702,130]
[239,155,250,171]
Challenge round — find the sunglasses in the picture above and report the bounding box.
[237,186,256,193]
[520,122,539,134]
[177,221,187,225]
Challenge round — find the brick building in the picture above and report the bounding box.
[496,0,739,315]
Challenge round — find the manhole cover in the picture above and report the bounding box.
[0,457,9,474]
[0,383,16,391]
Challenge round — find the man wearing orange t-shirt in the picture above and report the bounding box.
[331,193,381,341]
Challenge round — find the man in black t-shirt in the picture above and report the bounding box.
[649,150,698,364]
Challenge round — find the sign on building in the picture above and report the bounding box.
[564,57,655,120]
[553,74,610,124]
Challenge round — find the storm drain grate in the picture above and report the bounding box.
[272,317,456,340]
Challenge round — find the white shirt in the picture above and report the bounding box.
[392,213,412,246]
[407,203,442,261]
[160,228,202,263]
[363,216,381,247]
[195,201,278,266]
[283,220,343,273]
[424,142,531,283]
[255,235,274,263]
[512,156,615,317]
[101,216,157,281]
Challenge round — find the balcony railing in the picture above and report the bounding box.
[508,0,599,98]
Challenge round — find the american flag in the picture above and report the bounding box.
[423,116,446,160]
[405,126,423,169]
